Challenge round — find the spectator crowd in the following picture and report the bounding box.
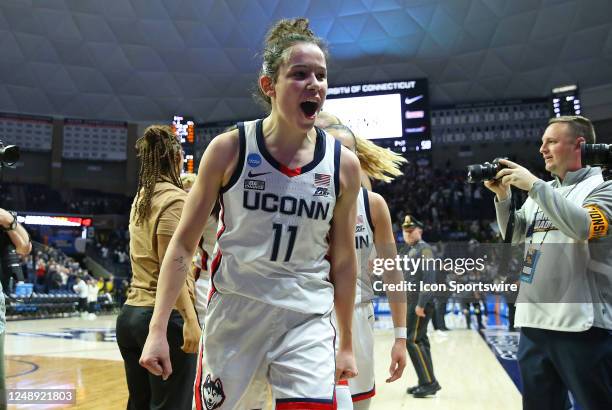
[17,243,128,315]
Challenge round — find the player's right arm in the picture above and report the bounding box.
[157,233,200,354]
[139,129,239,379]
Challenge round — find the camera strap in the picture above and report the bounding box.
[504,188,516,244]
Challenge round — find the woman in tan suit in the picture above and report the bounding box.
[116,125,200,410]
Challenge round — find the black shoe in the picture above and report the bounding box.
[406,385,420,394]
[412,381,441,398]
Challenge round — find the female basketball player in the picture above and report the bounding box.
[322,123,408,410]
[140,18,362,409]
[116,125,200,410]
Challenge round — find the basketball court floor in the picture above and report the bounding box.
[5,315,521,409]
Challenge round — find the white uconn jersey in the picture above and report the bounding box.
[210,119,341,314]
[355,188,376,304]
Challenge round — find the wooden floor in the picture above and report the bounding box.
[7,356,127,409]
[4,315,521,409]
[372,329,521,410]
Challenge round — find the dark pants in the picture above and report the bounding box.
[406,303,437,385]
[518,326,612,410]
[116,305,197,410]
[78,298,87,312]
[432,296,448,330]
[463,302,483,329]
[507,302,516,331]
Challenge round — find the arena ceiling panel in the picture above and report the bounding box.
[0,0,610,122]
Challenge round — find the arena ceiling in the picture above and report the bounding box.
[0,0,611,123]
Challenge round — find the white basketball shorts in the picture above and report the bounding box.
[194,292,337,410]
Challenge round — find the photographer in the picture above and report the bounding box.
[485,116,612,410]
[0,207,31,408]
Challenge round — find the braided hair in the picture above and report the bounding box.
[133,125,183,225]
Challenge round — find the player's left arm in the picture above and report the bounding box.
[329,146,361,381]
[368,192,407,383]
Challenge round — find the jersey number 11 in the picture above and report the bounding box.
[271,224,298,262]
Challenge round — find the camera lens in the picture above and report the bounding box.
[0,144,20,165]
[467,164,483,183]
[581,143,612,167]
[466,162,497,183]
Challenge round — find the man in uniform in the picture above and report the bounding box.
[402,215,441,398]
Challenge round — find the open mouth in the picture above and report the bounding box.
[300,101,318,118]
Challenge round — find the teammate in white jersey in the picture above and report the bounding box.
[140,18,361,410]
[322,123,409,410]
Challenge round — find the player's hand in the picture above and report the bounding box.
[415,305,426,317]
[335,348,358,382]
[386,339,407,383]
[495,159,540,192]
[139,332,172,380]
[181,318,201,354]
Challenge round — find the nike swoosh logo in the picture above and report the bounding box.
[405,95,423,105]
[248,170,271,178]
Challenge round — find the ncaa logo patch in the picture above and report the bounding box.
[247,153,262,168]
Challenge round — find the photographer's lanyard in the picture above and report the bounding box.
[521,175,585,283]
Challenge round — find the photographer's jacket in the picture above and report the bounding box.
[495,167,612,331]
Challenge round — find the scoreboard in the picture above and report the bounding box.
[0,113,53,152]
[551,84,581,117]
[63,119,128,161]
[172,115,195,174]
[324,79,431,154]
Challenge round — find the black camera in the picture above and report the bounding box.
[0,139,20,168]
[466,158,507,183]
[581,143,612,167]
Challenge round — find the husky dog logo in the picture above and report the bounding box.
[202,374,225,410]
